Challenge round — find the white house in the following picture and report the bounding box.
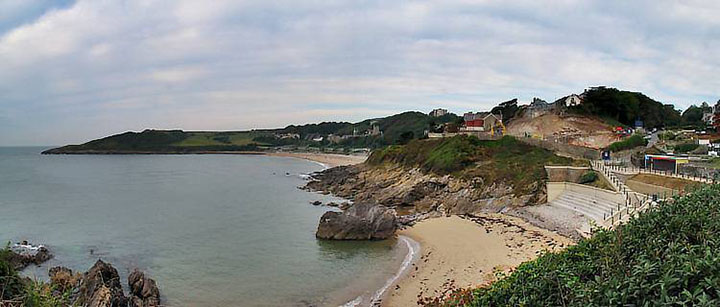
[564,94,582,107]
[429,108,448,117]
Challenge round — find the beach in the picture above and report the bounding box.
[384,215,574,306]
[268,152,367,168]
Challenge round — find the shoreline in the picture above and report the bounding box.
[41,149,368,169]
[267,152,367,168]
[383,214,574,306]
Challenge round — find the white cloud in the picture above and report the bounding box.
[0,0,719,145]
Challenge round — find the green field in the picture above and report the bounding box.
[172,132,263,147]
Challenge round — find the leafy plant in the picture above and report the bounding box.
[0,244,23,301]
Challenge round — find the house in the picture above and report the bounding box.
[703,112,714,126]
[528,98,553,118]
[644,155,689,173]
[462,112,502,132]
[564,94,583,107]
[368,122,382,136]
[429,108,448,117]
[697,139,711,145]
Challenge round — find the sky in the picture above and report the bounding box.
[1,0,719,146]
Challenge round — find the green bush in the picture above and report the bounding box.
[0,245,24,301]
[607,134,647,152]
[446,184,720,306]
[674,142,699,153]
[578,171,598,184]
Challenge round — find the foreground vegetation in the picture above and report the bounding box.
[367,135,584,195]
[1,247,70,306]
[440,184,720,306]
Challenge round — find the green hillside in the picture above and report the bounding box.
[42,111,461,154]
[440,184,720,306]
[42,130,264,154]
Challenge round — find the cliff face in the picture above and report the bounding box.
[306,163,544,217]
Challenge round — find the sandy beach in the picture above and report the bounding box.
[384,214,574,306]
[268,152,367,168]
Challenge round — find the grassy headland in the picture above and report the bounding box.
[367,135,586,195]
[438,184,720,306]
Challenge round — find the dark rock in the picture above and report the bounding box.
[311,200,322,206]
[316,202,397,240]
[338,202,352,210]
[400,181,446,205]
[7,243,53,270]
[74,259,128,307]
[128,269,161,307]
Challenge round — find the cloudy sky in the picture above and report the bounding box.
[1,0,719,145]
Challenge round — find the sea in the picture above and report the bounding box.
[0,147,412,306]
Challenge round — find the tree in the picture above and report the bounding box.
[398,131,414,145]
[491,99,519,123]
[681,105,704,127]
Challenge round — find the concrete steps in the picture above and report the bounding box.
[549,191,619,223]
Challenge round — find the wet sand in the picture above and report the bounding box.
[268,152,367,168]
[384,215,574,306]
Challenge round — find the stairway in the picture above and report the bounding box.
[549,191,618,223]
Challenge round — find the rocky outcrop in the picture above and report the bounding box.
[128,269,161,307]
[316,202,397,240]
[7,242,53,270]
[47,260,162,307]
[75,260,128,307]
[305,164,541,217]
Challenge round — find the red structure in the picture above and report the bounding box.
[466,119,484,128]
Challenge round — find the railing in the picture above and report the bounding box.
[591,161,654,228]
[599,163,714,184]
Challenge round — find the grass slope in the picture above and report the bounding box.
[441,184,720,306]
[367,135,584,195]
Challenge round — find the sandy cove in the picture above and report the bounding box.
[384,214,574,306]
[267,152,367,168]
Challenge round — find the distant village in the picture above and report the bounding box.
[267,86,720,179]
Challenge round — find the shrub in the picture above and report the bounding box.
[578,171,598,184]
[674,142,699,153]
[0,245,24,301]
[607,134,647,152]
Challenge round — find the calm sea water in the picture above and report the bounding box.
[0,147,406,306]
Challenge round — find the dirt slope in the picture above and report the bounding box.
[506,114,617,149]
